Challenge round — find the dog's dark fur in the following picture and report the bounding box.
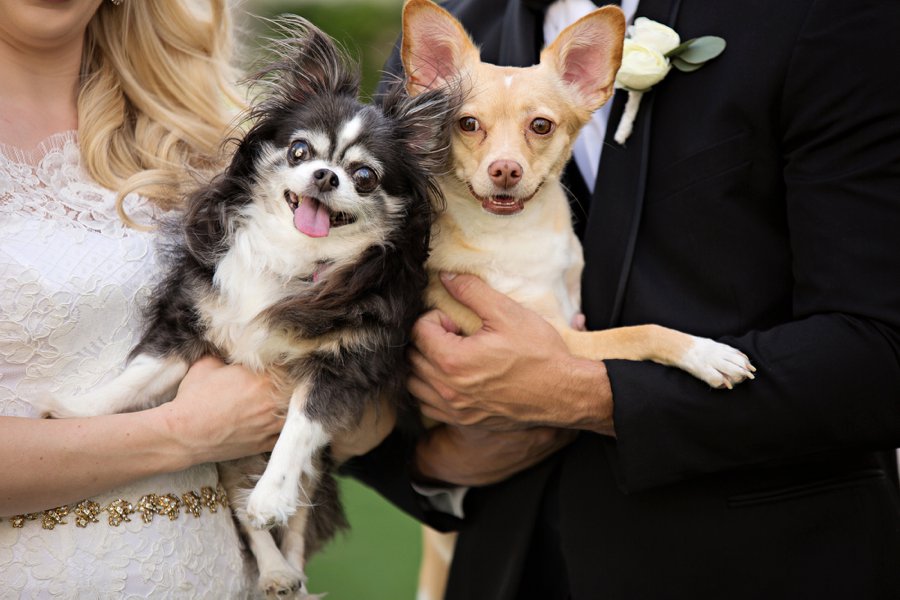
[141,37,444,435]
[40,18,459,598]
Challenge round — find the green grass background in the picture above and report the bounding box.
[246,0,404,98]
[305,478,422,599]
[243,3,423,598]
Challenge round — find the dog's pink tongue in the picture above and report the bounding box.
[293,196,331,238]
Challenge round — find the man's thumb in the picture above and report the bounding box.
[439,272,515,326]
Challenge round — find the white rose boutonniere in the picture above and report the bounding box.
[616,39,672,92]
[613,18,726,144]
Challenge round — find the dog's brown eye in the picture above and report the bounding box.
[459,116,480,133]
[288,140,310,165]
[530,118,553,135]
[352,166,378,193]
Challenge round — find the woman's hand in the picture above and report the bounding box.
[414,424,577,487]
[159,357,286,465]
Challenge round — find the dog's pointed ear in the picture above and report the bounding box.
[541,7,626,111]
[251,16,360,110]
[182,173,239,267]
[381,81,462,173]
[401,0,480,96]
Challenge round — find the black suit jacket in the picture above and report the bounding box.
[348,1,900,598]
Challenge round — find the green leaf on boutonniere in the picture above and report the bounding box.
[675,36,727,64]
[672,57,705,72]
[665,39,695,58]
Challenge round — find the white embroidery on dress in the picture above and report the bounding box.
[0,132,250,598]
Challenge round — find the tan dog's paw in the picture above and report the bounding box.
[682,338,756,389]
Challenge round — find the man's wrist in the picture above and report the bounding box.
[411,445,446,486]
[559,356,615,436]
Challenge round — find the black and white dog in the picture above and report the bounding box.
[38,19,457,599]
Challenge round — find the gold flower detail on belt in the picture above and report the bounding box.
[1,484,229,530]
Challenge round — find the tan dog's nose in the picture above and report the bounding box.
[488,160,522,189]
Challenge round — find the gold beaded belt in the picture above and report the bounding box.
[1,484,229,530]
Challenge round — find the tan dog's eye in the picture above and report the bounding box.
[459,116,480,132]
[530,118,554,135]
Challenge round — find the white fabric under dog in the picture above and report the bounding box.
[0,132,250,599]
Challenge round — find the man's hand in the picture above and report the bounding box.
[330,392,396,464]
[409,273,614,434]
[414,424,578,487]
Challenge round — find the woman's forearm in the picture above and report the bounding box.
[1,359,286,516]
[0,408,190,516]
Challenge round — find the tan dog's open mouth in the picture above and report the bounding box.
[466,184,542,216]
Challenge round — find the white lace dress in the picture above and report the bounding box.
[0,133,251,599]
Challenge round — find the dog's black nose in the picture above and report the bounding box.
[313,168,340,192]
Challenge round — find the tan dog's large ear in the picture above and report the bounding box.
[401,0,480,96]
[541,6,626,110]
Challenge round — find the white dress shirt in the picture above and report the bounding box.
[544,0,640,192]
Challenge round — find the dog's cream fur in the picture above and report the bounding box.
[401,2,756,598]
[403,0,755,389]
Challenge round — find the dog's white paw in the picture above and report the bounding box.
[28,395,92,419]
[259,566,312,599]
[246,484,297,530]
[31,387,131,419]
[682,337,756,389]
[26,397,59,419]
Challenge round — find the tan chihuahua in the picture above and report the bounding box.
[401,1,755,598]
[403,0,756,388]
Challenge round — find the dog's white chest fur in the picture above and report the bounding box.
[198,209,370,369]
[200,259,304,370]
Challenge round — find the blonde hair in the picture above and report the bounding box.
[78,0,245,225]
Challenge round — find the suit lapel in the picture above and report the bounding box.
[581,0,681,328]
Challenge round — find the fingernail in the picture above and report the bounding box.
[440,271,457,281]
